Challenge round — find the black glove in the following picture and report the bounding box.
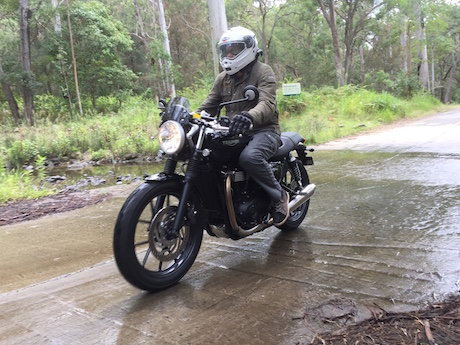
[229,112,253,136]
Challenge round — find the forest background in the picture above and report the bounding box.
[0,0,459,202]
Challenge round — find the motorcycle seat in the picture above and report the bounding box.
[269,132,305,162]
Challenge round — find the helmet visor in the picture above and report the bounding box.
[218,42,246,60]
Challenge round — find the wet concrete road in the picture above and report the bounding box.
[1,109,460,344]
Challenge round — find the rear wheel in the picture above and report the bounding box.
[278,159,310,231]
[113,181,203,291]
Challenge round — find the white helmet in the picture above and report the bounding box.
[218,27,259,75]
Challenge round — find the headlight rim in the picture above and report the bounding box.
[158,120,186,155]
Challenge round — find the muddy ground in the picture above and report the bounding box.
[1,188,459,344]
[0,189,111,226]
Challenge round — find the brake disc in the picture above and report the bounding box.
[148,206,189,261]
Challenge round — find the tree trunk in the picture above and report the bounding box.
[343,0,357,84]
[207,0,227,77]
[359,43,365,84]
[431,43,435,96]
[408,21,412,78]
[157,0,176,97]
[134,0,146,38]
[444,51,458,103]
[400,16,408,72]
[414,1,430,90]
[51,0,62,34]
[19,0,35,126]
[52,0,73,109]
[317,0,345,86]
[66,0,83,115]
[0,62,21,125]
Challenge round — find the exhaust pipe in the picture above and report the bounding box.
[236,183,316,238]
[288,183,316,211]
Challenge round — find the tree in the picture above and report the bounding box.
[0,62,20,124]
[227,0,293,64]
[442,3,460,103]
[19,0,35,125]
[0,0,21,124]
[413,0,430,90]
[265,0,328,85]
[66,0,82,114]
[157,0,175,97]
[207,0,227,77]
[317,0,385,86]
[58,0,136,109]
[164,0,212,89]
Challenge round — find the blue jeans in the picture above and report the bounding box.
[239,130,282,203]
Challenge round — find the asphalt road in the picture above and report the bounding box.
[1,108,459,345]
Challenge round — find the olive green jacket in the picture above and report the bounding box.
[197,60,280,135]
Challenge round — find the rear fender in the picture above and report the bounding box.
[295,144,314,166]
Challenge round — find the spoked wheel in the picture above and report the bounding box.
[278,159,310,231]
[113,181,203,291]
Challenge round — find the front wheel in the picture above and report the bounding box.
[113,181,203,291]
[278,159,310,231]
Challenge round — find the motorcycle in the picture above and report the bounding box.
[113,86,316,291]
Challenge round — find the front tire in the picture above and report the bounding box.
[113,181,203,291]
[278,159,310,231]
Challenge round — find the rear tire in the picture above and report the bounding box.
[113,181,203,291]
[278,159,310,231]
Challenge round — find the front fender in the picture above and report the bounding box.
[145,172,185,183]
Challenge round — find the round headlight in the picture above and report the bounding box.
[158,120,186,154]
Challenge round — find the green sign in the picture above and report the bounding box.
[282,83,301,96]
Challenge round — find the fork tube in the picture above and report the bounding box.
[169,126,205,234]
[153,157,178,215]
[163,156,177,175]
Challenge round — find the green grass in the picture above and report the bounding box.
[278,86,450,145]
[0,156,56,203]
[1,95,161,169]
[0,85,455,203]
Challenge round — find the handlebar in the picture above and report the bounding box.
[191,111,254,137]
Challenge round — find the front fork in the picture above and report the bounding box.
[168,125,207,236]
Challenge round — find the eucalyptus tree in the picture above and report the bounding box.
[55,0,136,109]
[19,0,36,125]
[157,0,176,97]
[226,0,294,64]
[164,0,213,89]
[208,0,227,77]
[0,0,21,124]
[440,2,460,102]
[268,0,336,86]
[395,0,459,101]
[317,0,387,87]
[413,0,430,90]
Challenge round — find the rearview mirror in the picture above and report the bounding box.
[243,86,259,102]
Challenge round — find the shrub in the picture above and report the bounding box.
[90,148,111,161]
[96,95,121,114]
[277,92,308,115]
[34,94,71,122]
[7,139,39,168]
[393,72,422,99]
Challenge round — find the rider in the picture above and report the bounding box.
[196,26,289,226]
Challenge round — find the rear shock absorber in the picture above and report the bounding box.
[288,154,303,188]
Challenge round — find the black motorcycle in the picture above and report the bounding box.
[113,86,316,291]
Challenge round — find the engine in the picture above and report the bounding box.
[232,175,271,229]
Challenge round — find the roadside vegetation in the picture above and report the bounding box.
[2,0,459,203]
[0,85,454,204]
